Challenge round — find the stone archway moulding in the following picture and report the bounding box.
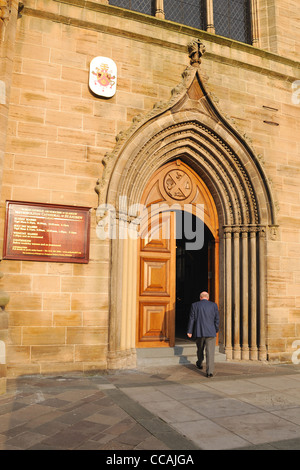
[95,40,277,368]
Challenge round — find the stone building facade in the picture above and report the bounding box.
[0,0,299,390]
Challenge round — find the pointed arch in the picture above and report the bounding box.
[98,66,276,230]
[96,63,277,368]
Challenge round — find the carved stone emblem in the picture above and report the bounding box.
[89,57,117,98]
[163,170,192,200]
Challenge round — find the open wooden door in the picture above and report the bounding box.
[136,211,176,347]
[136,159,219,349]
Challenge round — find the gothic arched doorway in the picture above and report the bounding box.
[136,160,219,348]
[96,43,277,368]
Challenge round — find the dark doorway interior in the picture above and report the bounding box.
[175,212,214,340]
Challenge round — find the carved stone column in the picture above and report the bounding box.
[107,216,124,369]
[128,220,138,358]
[120,214,129,352]
[249,229,258,360]
[233,229,241,359]
[206,0,215,33]
[155,0,165,19]
[107,211,138,369]
[250,0,260,47]
[224,228,232,360]
[258,228,267,360]
[223,224,267,363]
[121,217,138,367]
[241,229,249,360]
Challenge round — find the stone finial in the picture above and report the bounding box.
[0,0,11,23]
[188,39,206,66]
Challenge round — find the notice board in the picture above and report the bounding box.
[3,201,91,263]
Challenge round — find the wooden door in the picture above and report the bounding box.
[136,211,176,347]
[137,159,219,349]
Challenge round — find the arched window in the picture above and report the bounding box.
[213,0,251,44]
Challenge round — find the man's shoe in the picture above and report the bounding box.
[196,362,203,370]
[206,373,213,378]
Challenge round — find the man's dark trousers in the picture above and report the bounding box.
[187,298,219,376]
[196,337,215,375]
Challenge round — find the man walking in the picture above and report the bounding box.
[187,291,219,377]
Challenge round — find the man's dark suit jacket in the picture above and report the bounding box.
[187,299,219,338]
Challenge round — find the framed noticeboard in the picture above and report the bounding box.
[3,201,91,264]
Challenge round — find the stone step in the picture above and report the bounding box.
[136,341,226,366]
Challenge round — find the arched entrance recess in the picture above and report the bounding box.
[95,40,277,368]
[137,159,219,348]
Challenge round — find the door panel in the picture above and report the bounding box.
[140,214,171,252]
[140,258,170,296]
[139,302,170,342]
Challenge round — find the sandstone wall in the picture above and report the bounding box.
[0,0,299,375]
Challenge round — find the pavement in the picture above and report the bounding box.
[1,359,300,452]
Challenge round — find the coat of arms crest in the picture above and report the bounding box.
[89,57,117,98]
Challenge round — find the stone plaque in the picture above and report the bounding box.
[3,201,91,263]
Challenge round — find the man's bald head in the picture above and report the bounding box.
[200,291,209,300]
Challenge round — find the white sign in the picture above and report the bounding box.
[89,57,117,98]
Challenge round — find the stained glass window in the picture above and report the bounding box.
[213,0,251,44]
